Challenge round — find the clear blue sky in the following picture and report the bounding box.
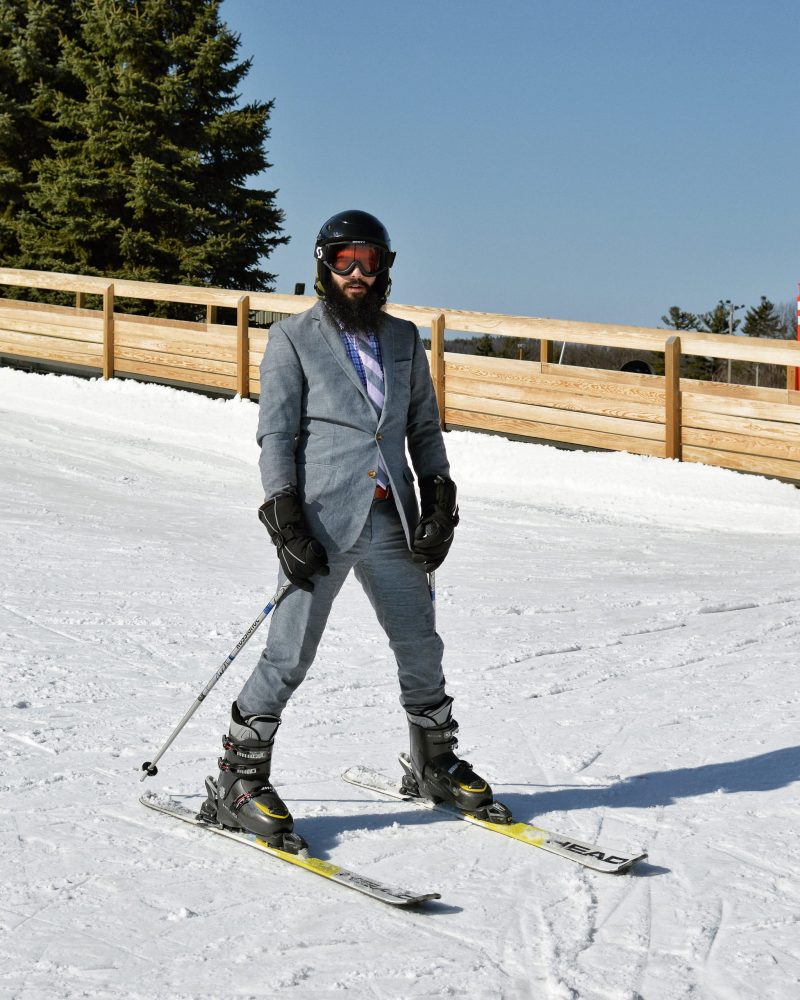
[221,0,798,329]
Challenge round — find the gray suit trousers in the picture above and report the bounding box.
[237,499,447,717]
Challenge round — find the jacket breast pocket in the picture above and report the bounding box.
[391,361,412,407]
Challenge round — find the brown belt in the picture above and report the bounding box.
[373,484,391,501]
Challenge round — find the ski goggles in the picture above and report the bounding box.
[316,241,395,277]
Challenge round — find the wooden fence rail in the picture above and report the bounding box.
[1,267,799,482]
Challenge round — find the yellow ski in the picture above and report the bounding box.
[140,791,440,906]
[343,764,648,875]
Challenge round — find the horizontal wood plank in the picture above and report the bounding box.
[437,306,800,365]
[0,299,104,327]
[683,392,800,424]
[446,374,665,423]
[247,291,317,314]
[681,379,788,404]
[114,346,236,377]
[447,391,664,441]
[114,314,235,344]
[682,409,800,443]
[0,338,102,367]
[0,268,109,295]
[445,408,666,458]
[682,445,800,482]
[447,356,667,405]
[542,362,665,395]
[115,361,236,390]
[0,295,99,315]
[115,330,237,361]
[682,426,800,462]
[0,317,103,343]
[0,329,102,357]
[444,353,541,380]
[113,312,226,334]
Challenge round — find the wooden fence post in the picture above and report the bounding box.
[206,304,218,326]
[430,312,446,429]
[102,283,114,380]
[664,335,682,460]
[236,295,250,399]
[540,338,552,368]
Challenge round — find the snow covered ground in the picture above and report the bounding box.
[1,367,799,1000]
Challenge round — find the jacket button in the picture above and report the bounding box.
[368,470,377,478]
[375,433,382,441]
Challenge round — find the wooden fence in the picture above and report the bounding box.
[1,267,800,482]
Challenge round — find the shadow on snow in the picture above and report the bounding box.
[494,744,800,817]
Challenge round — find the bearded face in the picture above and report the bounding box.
[321,269,387,334]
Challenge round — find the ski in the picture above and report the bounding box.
[140,791,441,907]
[343,763,647,875]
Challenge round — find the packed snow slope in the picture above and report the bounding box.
[1,368,799,1000]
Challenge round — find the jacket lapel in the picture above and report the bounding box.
[376,317,394,427]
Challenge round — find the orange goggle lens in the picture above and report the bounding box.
[323,243,387,277]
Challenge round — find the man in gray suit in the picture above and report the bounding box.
[204,211,503,850]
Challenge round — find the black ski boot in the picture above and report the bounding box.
[399,698,512,823]
[198,702,306,853]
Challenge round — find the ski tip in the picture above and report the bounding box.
[385,890,442,907]
[615,852,649,874]
[342,765,368,781]
[139,790,180,811]
[403,891,442,907]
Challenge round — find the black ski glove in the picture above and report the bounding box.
[411,475,460,572]
[258,489,330,592]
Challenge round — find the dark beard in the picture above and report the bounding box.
[322,274,386,334]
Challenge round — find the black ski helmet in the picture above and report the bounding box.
[314,209,396,303]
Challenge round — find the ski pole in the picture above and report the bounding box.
[428,570,436,621]
[140,581,292,781]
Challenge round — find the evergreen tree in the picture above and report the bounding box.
[742,296,783,339]
[0,0,81,264]
[741,296,783,386]
[660,306,699,330]
[698,300,740,381]
[14,0,285,291]
[0,0,30,261]
[699,300,739,336]
[474,334,494,356]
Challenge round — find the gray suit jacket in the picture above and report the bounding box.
[257,300,450,553]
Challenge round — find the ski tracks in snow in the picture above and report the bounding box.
[4,374,800,999]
